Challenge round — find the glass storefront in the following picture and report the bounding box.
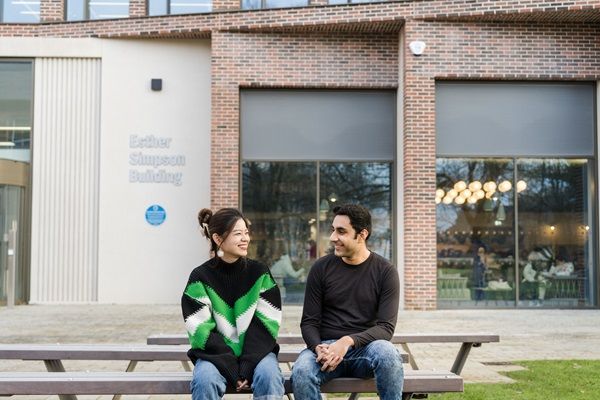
[242,161,392,304]
[0,61,33,305]
[436,157,596,308]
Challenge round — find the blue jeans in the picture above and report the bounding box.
[292,340,404,400]
[190,352,284,400]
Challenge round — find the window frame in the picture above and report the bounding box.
[435,155,598,308]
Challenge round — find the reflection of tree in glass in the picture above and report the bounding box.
[436,158,514,226]
[517,159,586,213]
[242,162,316,264]
[319,162,392,259]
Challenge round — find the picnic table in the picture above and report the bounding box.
[0,345,429,400]
[148,332,500,374]
[0,343,408,373]
[0,370,463,400]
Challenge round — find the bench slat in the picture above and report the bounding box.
[0,344,408,364]
[0,371,463,395]
[147,333,499,345]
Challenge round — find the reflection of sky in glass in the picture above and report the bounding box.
[170,0,211,14]
[0,62,32,160]
[329,0,380,3]
[2,0,39,23]
[147,0,167,16]
[242,0,307,9]
[89,0,129,19]
[264,0,307,7]
[66,0,86,20]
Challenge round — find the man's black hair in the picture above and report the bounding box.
[332,204,372,241]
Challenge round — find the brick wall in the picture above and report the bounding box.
[8,0,598,38]
[210,30,399,209]
[129,0,147,18]
[40,0,64,22]
[402,19,600,309]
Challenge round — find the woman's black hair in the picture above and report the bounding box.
[198,208,250,257]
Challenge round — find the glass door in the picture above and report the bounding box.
[0,60,33,305]
[0,180,28,305]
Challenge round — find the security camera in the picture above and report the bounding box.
[409,41,426,56]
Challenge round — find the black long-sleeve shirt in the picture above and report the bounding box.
[300,252,400,351]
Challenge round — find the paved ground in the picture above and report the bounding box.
[1,304,600,399]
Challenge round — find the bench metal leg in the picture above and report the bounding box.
[43,360,78,400]
[182,360,192,371]
[451,343,473,374]
[112,361,139,400]
[400,343,419,370]
[348,393,359,400]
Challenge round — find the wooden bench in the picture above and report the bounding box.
[0,343,408,373]
[148,333,500,374]
[0,370,463,400]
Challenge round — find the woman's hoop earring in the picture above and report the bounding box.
[217,249,224,258]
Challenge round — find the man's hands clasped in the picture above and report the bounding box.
[236,379,249,392]
[315,336,354,372]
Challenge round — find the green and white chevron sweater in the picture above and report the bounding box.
[181,257,282,385]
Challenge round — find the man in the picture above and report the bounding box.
[292,204,403,400]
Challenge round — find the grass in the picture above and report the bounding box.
[430,360,600,400]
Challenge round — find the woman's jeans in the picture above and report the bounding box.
[190,352,284,400]
[292,340,404,400]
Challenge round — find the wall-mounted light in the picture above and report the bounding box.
[151,79,163,91]
[409,40,426,56]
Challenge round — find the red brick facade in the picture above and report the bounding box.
[211,30,399,209]
[40,0,64,22]
[402,20,600,309]
[2,0,600,309]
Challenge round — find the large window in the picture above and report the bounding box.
[1,0,40,22]
[148,0,210,15]
[436,158,596,308]
[66,0,129,20]
[242,161,392,304]
[241,0,308,10]
[436,81,596,309]
[241,89,396,304]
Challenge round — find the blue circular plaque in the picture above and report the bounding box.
[145,205,166,226]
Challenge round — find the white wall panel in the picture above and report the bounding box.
[97,40,211,304]
[30,58,101,303]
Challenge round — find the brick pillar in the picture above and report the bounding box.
[211,31,240,210]
[129,0,147,17]
[40,0,64,22]
[402,20,437,310]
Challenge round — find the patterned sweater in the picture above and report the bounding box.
[181,257,282,385]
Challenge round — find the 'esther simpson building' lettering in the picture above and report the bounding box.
[128,135,185,186]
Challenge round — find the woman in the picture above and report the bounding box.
[181,208,284,400]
